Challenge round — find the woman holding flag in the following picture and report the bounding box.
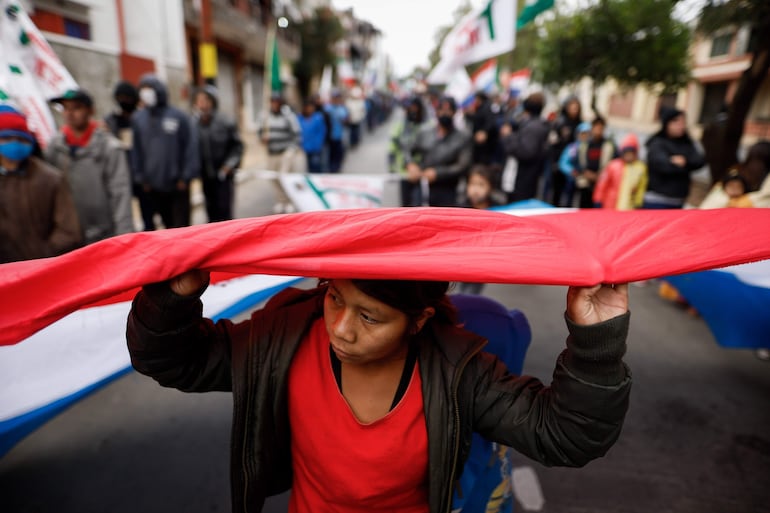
[127,269,631,513]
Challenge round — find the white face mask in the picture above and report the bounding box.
[139,88,157,108]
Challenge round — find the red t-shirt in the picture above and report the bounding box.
[287,318,430,512]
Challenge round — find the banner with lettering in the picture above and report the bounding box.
[0,1,78,147]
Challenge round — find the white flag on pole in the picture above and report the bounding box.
[0,1,78,147]
[428,0,516,84]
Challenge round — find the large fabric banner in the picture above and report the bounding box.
[0,274,300,457]
[0,1,78,146]
[665,260,770,350]
[2,207,770,347]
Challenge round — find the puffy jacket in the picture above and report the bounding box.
[196,111,244,180]
[127,284,632,513]
[45,128,134,244]
[645,133,705,201]
[409,125,473,206]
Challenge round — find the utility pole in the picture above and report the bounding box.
[199,0,217,85]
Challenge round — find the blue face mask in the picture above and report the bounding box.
[0,141,34,162]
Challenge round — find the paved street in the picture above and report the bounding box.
[1,116,769,513]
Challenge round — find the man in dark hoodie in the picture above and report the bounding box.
[643,106,705,209]
[193,85,243,222]
[500,92,550,202]
[132,74,200,229]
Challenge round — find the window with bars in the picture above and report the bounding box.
[710,33,733,58]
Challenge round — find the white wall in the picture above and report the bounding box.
[121,0,187,75]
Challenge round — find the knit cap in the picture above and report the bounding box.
[0,104,35,143]
[619,133,640,153]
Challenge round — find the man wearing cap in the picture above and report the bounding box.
[193,85,243,222]
[257,92,301,213]
[0,103,82,263]
[45,88,134,245]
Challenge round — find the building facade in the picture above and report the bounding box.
[24,0,188,116]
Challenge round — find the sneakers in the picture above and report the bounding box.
[755,349,770,361]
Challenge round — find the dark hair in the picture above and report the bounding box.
[469,163,501,188]
[406,96,426,123]
[522,93,544,116]
[438,96,457,113]
[320,279,457,327]
[591,116,606,127]
[723,168,748,192]
[113,80,138,101]
[741,140,770,191]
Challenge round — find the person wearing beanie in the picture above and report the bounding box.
[104,80,154,231]
[643,106,705,208]
[499,92,550,202]
[45,89,134,245]
[593,133,648,210]
[192,85,244,222]
[0,103,82,262]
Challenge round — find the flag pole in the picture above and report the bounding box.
[262,22,277,114]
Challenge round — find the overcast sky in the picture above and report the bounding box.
[332,0,485,77]
[331,0,705,78]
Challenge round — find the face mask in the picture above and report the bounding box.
[118,101,137,114]
[0,140,34,162]
[139,88,157,108]
[438,115,454,129]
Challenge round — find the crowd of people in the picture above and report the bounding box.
[388,89,770,214]
[0,77,394,263]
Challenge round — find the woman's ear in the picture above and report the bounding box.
[412,307,436,334]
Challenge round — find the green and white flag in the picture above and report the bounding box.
[427,0,516,84]
[517,0,554,28]
[0,0,78,147]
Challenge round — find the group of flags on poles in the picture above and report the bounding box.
[427,0,553,102]
[0,0,78,148]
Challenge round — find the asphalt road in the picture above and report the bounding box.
[2,115,769,513]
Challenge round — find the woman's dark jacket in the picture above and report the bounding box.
[127,284,632,513]
[646,133,706,200]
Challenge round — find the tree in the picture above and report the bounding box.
[292,7,345,100]
[697,0,770,183]
[535,0,691,116]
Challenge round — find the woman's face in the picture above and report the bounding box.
[323,280,431,367]
[666,115,686,138]
[566,100,580,118]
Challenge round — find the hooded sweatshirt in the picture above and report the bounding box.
[131,74,200,191]
[593,133,648,210]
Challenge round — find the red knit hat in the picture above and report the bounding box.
[0,104,35,142]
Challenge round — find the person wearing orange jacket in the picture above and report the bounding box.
[594,133,648,210]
